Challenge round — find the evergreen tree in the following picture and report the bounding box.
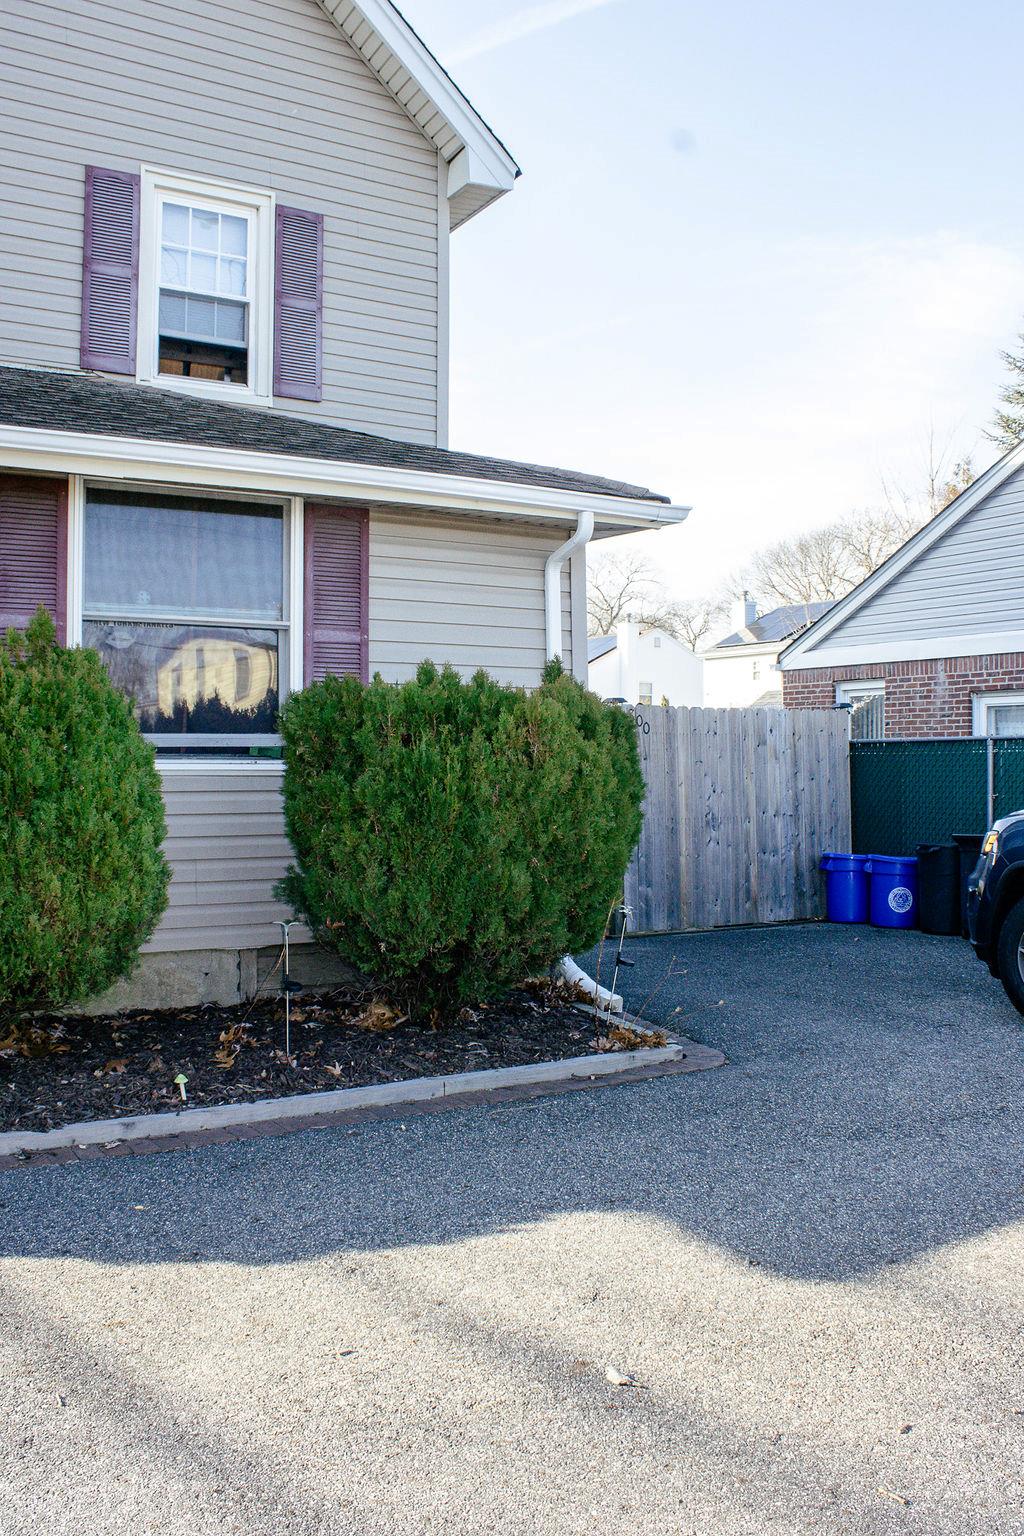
[988,327,1024,449]
[278,659,644,1020]
[0,609,170,1016]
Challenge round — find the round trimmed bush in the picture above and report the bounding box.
[0,608,171,1017]
[278,658,644,1019]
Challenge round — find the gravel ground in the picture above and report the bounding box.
[2,923,1023,1536]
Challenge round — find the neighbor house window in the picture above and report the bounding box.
[137,169,273,400]
[837,680,884,740]
[82,487,289,753]
[638,681,653,705]
[973,692,1024,738]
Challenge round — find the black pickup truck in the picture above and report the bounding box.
[968,811,1024,1011]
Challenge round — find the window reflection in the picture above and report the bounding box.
[84,622,280,737]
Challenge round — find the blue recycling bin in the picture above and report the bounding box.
[820,852,870,923]
[864,855,918,929]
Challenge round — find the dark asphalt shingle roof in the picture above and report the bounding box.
[712,601,835,650]
[0,367,669,504]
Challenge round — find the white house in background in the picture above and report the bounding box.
[702,594,833,708]
[588,618,703,706]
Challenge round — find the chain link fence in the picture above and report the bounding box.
[850,738,1024,855]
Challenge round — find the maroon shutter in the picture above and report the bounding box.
[0,476,68,643]
[80,165,140,374]
[303,504,368,684]
[274,205,323,401]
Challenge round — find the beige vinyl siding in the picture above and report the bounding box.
[147,770,300,953]
[820,465,1024,650]
[0,0,441,442]
[369,509,572,685]
[148,513,573,952]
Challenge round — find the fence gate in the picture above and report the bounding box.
[623,706,851,934]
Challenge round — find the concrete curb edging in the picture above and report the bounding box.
[0,1034,724,1158]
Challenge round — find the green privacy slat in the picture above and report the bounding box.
[850,739,989,855]
[993,737,1024,824]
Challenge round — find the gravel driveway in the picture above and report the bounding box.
[2,924,1023,1535]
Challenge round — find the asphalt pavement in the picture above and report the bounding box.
[1,923,1022,1535]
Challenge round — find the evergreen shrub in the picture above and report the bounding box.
[0,609,171,1016]
[278,659,643,1018]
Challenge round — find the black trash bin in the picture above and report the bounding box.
[952,833,985,938]
[916,844,961,935]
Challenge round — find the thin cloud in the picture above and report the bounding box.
[447,0,622,64]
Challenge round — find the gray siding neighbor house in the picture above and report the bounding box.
[778,444,1024,739]
[0,0,688,1004]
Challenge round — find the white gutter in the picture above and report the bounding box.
[0,425,690,535]
[544,507,594,660]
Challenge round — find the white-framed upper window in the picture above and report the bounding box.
[137,168,274,403]
[836,679,885,740]
[638,681,653,705]
[77,483,302,757]
[972,692,1024,738]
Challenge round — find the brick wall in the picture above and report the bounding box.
[782,653,1024,737]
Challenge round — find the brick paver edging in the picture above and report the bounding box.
[0,1034,726,1171]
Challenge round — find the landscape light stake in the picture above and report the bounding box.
[607,903,634,1023]
[278,920,302,1059]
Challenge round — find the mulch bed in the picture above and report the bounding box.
[0,982,667,1134]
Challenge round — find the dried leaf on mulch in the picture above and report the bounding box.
[591,1024,669,1053]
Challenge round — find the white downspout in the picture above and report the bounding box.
[542,507,622,1011]
[544,508,594,662]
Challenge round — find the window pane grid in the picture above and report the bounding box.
[157,197,251,382]
[160,201,249,301]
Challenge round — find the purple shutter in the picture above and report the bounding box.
[80,165,140,374]
[303,504,368,684]
[274,205,323,402]
[0,476,68,643]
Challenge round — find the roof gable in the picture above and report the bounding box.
[318,1,519,226]
[779,439,1024,669]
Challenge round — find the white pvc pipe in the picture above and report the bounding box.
[544,507,594,662]
[545,509,612,1009]
[557,954,623,1013]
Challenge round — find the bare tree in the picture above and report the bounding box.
[661,594,729,650]
[587,552,724,650]
[745,524,852,607]
[586,553,656,635]
[740,432,976,610]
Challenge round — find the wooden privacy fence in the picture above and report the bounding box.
[623,706,851,933]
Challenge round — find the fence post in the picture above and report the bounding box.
[987,736,995,828]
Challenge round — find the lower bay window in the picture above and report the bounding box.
[81,486,294,757]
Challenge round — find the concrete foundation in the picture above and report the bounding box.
[72,944,361,1015]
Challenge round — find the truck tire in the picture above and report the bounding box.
[995,895,1024,1014]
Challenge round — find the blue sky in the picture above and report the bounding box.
[401,0,1024,597]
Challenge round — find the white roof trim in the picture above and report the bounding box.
[0,424,688,534]
[781,630,1024,668]
[778,438,1024,669]
[319,0,520,227]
